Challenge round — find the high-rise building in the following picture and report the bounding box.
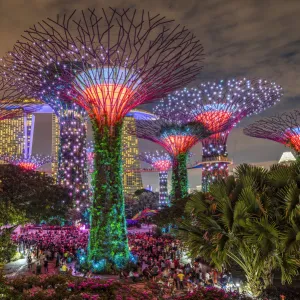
[0,113,35,159]
[122,116,143,195]
[51,114,60,179]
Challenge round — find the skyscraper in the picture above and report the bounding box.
[122,116,143,195]
[0,112,35,159]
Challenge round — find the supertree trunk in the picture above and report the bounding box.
[57,115,89,209]
[159,171,169,207]
[171,153,188,201]
[201,133,230,192]
[88,121,129,271]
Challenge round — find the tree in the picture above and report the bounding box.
[153,194,190,227]
[0,164,72,223]
[125,190,159,218]
[178,164,300,297]
[0,227,17,264]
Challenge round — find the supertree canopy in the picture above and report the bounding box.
[0,154,52,171]
[243,110,300,155]
[164,80,282,192]
[138,151,172,208]
[133,111,214,201]
[0,8,204,271]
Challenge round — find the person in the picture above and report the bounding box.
[151,264,159,281]
[27,254,32,270]
[119,270,127,280]
[177,270,185,290]
[129,270,136,282]
[170,260,175,272]
[143,267,151,280]
[44,258,48,273]
[162,268,169,280]
[36,261,42,275]
[60,262,68,274]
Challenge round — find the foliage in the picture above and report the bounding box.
[178,163,300,297]
[0,226,17,263]
[0,164,71,223]
[172,152,188,201]
[125,190,159,218]
[260,286,300,300]
[153,194,190,227]
[3,274,252,300]
[88,121,129,272]
[0,201,27,226]
[4,274,156,300]
[174,286,252,300]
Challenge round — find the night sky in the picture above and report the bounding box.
[0,0,299,190]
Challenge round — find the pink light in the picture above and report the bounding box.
[152,160,172,171]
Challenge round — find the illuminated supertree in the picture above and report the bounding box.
[133,111,214,201]
[0,154,52,171]
[243,110,300,156]
[163,80,282,192]
[138,151,172,208]
[0,8,204,270]
[0,60,89,212]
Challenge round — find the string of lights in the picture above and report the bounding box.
[0,8,205,272]
[157,80,283,191]
[138,151,172,208]
[0,154,52,171]
[244,110,300,155]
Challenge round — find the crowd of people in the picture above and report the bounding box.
[12,225,233,291]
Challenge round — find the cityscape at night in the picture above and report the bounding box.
[0,1,300,299]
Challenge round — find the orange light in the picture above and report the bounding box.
[196,111,231,131]
[162,135,198,156]
[289,135,300,152]
[18,162,37,171]
[83,84,134,125]
[153,160,172,171]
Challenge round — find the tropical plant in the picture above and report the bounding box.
[178,163,300,297]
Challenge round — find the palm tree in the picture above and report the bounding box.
[178,163,300,297]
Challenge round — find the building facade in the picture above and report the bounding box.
[0,113,35,159]
[122,116,143,195]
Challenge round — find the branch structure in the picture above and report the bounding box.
[0,8,205,272]
[0,154,52,171]
[244,110,300,154]
[157,80,282,191]
[133,110,212,201]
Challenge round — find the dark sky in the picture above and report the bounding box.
[1,0,299,190]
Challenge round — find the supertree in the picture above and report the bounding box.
[158,80,282,192]
[0,154,52,171]
[138,151,172,208]
[243,110,300,156]
[0,61,89,212]
[132,111,215,201]
[0,8,204,271]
